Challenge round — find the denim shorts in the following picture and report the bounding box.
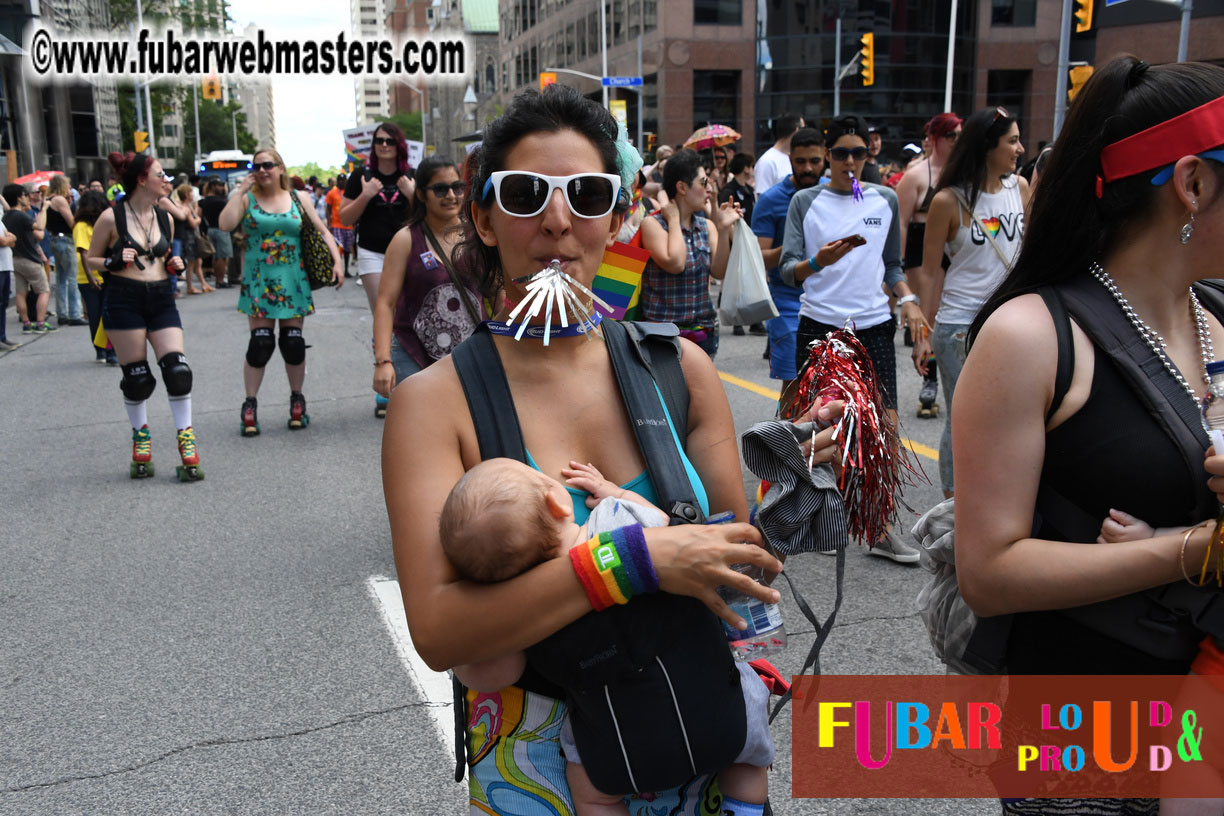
[208,228,233,260]
[101,275,182,332]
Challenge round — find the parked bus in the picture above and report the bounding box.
[196,150,254,190]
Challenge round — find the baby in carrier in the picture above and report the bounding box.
[440,457,773,816]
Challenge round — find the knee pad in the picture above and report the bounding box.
[246,327,275,368]
[279,326,306,365]
[158,352,193,396]
[120,360,157,401]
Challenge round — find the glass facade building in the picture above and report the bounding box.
[756,0,978,154]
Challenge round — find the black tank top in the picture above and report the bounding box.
[46,206,70,236]
[116,202,171,261]
[1008,329,1224,675]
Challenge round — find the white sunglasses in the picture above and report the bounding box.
[483,171,622,219]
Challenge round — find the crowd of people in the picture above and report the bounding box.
[4,54,1224,815]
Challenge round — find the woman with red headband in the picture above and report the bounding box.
[955,56,1224,815]
[86,152,198,481]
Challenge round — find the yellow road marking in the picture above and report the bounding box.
[717,371,940,463]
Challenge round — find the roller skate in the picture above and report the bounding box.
[375,392,389,419]
[175,427,205,482]
[130,425,154,478]
[288,391,310,430]
[241,397,260,437]
[916,373,939,418]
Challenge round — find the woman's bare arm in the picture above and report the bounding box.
[954,294,1214,617]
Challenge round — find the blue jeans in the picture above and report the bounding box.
[48,235,82,320]
[389,333,422,387]
[932,320,970,494]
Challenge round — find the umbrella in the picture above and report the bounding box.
[14,170,63,187]
[683,124,741,151]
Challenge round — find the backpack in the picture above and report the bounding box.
[449,319,747,796]
[915,280,1224,674]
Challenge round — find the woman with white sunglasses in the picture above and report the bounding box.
[382,84,822,816]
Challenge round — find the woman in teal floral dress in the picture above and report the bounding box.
[219,148,342,434]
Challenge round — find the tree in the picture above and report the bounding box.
[378,112,422,142]
[181,96,258,163]
[288,162,345,183]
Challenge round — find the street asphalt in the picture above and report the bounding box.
[1,277,997,814]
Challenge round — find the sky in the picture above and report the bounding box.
[230,0,357,168]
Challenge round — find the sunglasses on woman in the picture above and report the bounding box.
[372,136,397,146]
[427,181,465,197]
[829,146,869,162]
[483,171,622,219]
[252,161,279,171]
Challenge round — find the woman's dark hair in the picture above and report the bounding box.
[371,121,413,175]
[824,115,869,148]
[455,84,628,298]
[75,191,109,226]
[663,149,703,199]
[969,56,1224,346]
[935,107,1020,212]
[408,154,459,227]
[107,151,152,193]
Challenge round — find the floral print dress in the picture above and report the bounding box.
[237,191,314,319]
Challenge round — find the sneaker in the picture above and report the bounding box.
[106,354,119,366]
[95,350,107,363]
[0,339,19,351]
[57,316,69,326]
[68,317,89,326]
[732,325,745,336]
[867,529,921,564]
[356,276,364,287]
[748,323,767,336]
[35,321,58,333]
[21,322,33,334]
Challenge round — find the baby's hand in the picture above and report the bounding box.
[562,460,619,509]
[1098,508,1155,544]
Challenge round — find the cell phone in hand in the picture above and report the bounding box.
[838,234,867,247]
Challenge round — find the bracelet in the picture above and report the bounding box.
[807,257,821,272]
[1201,516,1224,587]
[1181,526,1207,586]
[897,294,920,306]
[374,359,392,367]
[569,524,658,611]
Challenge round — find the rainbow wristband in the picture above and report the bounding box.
[569,524,659,611]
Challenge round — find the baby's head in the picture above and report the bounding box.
[440,458,575,583]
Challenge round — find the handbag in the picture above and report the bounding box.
[718,218,778,326]
[290,193,334,290]
[195,225,215,259]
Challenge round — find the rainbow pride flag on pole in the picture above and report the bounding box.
[591,241,650,321]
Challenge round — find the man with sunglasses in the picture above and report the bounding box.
[779,114,923,564]
[752,128,826,387]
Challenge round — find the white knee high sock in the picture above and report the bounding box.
[124,400,148,431]
[168,394,192,431]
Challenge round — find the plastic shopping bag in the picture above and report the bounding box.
[719,218,778,327]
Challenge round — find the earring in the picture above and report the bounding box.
[1181,211,1196,245]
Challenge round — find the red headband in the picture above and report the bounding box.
[1097,95,1224,197]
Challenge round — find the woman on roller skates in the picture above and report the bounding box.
[85,152,201,481]
[219,148,342,435]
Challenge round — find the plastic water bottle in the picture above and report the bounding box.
[1203,361,1224,453]
[706,510,788,660]
[717,563,788,661]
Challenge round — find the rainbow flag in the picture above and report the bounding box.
[592,241,650,321]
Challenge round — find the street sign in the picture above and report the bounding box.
[601,76,643,87]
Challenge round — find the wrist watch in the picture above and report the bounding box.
[897,294,920,306]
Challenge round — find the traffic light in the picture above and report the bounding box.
[859,33,874,87]
[134,130,149,152]
[203,76,221,100]
[1074,0,1093,33]
[539,72,556,90]
[1068,64,1094,101]
[645,132,657,155]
